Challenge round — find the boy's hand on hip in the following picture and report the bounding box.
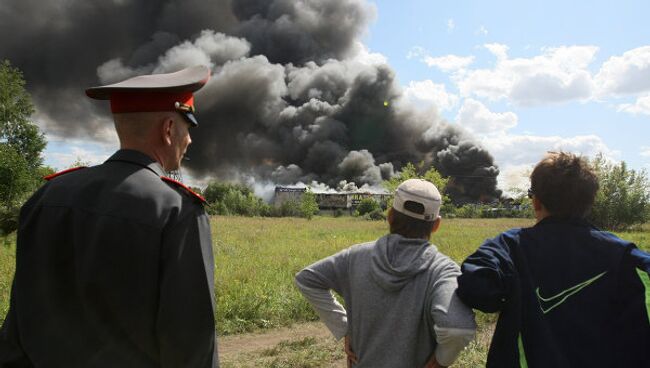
[344,335,358,366]
[424,354,447,368]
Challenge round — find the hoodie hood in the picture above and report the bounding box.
[370,234,438,291]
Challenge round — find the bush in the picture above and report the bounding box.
[589,156,650,230]
[0,203,20,236]
[270,199,302,217]
[356,198,380,216]
[300,190,319,220]
[449,203,533,219]
[454,204,483,218]
[363,208,386,221]
[383,162,450,209]
[0,144,43,235]
[203,181,270,217]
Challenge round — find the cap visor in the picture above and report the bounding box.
[180,112,199,127]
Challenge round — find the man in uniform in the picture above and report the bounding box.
[457,152,650,367]
[0,66,218,367]
[295,179,476,368]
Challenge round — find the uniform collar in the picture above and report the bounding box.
[535,215,594,229]
[106,149,165,177]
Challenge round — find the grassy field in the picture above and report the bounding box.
[0,217,649,366]
[212,217,535,335]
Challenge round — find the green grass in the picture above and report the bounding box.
[0,217,648,366]
[0,234,17,323]
[222,336,347,368]
[615,222,650,252]
[1,217,647,331]
[212,216,534,335]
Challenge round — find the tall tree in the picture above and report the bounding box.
[589,155,650,230]
[0,60,48,234]
[1,60,46,169]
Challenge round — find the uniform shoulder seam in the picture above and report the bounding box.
[160,176,206,204]
[43,166,87,181]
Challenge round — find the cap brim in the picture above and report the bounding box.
[86,65,211,100]
[180,111,199,127]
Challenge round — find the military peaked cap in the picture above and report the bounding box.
[85,65,210,127]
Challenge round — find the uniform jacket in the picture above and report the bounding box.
[457,216,650,368]
[0,149,217,368]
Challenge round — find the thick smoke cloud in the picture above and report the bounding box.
[0,0,500,202]
[232,0,376,64]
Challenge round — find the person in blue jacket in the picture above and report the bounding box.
[457,152,650,368]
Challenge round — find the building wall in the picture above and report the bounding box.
[273,187,306,207]
[273,187,391,211]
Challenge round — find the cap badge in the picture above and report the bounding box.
[175,101,195,113]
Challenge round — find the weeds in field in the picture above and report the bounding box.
[222,336,346,368]
[212,216,534,335]
[0,217,647,364]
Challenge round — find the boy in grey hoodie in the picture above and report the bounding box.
[295,179,476,368]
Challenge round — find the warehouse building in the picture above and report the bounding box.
[273,186,391,213]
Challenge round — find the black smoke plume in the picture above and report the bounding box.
[0,0,500,203]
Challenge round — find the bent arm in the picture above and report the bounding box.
[294,278,348,339]
[429,260,477,367]
[295,250,349,340]
[457,233,517,313]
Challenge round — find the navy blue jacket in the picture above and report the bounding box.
[457,217,650,368]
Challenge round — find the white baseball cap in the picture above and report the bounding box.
[392,179,442,221]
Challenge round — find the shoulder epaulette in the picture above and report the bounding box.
[161,176,207,204]
[43,166,87,181]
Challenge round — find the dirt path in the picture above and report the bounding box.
[218,321,493,367]
[218,322,331,358]
[218,322,346,367]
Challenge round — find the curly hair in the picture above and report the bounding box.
[530,152,599,218]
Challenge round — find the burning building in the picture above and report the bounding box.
[273,186,390,213]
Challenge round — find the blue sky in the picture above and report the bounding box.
[346,0,650,190]
[42,0,650,192]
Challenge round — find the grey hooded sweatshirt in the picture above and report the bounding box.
[295,234,476,367]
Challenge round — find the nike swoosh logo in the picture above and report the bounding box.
[536,271,607,314]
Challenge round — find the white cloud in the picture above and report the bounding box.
[456,98,517,135]
[408,47,474,72]
[423,54,475,72]
[595,46,650,96]
[485,134,615,195]
[407,46,425,60]
[411,44,650,113]
[44,137,116,170]
[351,41,388,66]
[34,109,117,144]
[484,43,509,61]
[447,19,455,32]
[457,45,599,106]
[476,25,488,36]
[617,94,650,116]
[485,134,614,167]
[402,80,459,112]
[641,146,650,157]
